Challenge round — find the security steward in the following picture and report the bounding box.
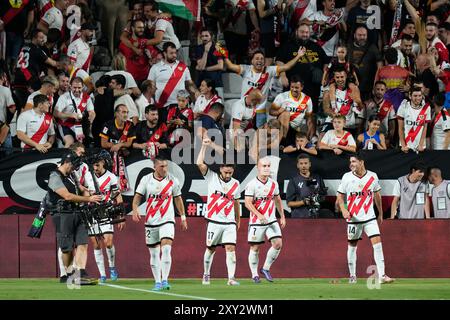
[47,152,102,284]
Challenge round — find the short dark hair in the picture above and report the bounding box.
[95,74,111,88]
[163,41,177,52]
[295,131,307,139]
[368,114,380,123]
[154,156,167,164]
[114,104,128,113]
[47,28,61,43]
[401,34,414,42]
[220,163,235,169]
[350,151,366,163]
[144,0,158,10]
[355,24,368,33]
[384,47,398,64]
[70,76,83,85]
[410,86,423,94]
[290,74,304,85]
[374,81,387,88]
[251,50,265,60]
[410,161,426,173]
[31,29,43,39]
[111,74,126,88]
[433,92,446,107]
[333,65,347,74]
[297,153,311,162]
[33,94,48,108]
[209,102,224,113]
[132,19,145,28]
[145,104,158,114]
[201,78,217,95]
[426,22,438,28]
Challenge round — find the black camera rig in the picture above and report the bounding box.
[304,178,328,218]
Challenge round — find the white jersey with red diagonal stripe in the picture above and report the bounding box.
[272,91,313,129]
[239,65,278,111]
[203,169,240,223]
[74,163,95,192]
[16,109,55,148]
[95,170,118,201]
[136,173,182,226]
[245,177,279,225]
[396,99,431,150]
[337,170,381,223]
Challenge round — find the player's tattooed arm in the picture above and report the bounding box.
[174,196,188,230]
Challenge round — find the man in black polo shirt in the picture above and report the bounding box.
[276,23,329,112]
[133,104,169,158]
[100,104,136,152]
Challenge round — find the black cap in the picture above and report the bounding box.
[80,22,97,31]
[59,152,82,169]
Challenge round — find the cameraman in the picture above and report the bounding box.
[48,152,102,284]
[286,154,332,218]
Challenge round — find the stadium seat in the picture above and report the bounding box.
[222,73,242,100]
[90,71,106,86]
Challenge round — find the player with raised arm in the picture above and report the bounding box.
[132,157,188,291]
[197,138,241,286]
[337,153,394,284]
[245,157,286,283]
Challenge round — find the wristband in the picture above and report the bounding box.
[180,214,186,222]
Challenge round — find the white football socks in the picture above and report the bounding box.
[226,251,237,280]
[148,247,161,283]
[203,249,215,276]
[106,246,116,268]
[57,248,66,277]
[94,249,106,278]
[161,245,172,282]
[373,242,385,277]
[248,250,259,278]
[347,245,357,277]
[263,247,281,271]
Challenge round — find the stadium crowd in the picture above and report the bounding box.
[0,0,449,220]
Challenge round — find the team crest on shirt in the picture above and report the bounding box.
[419,115,425,120]
[45,120,50,125]
[383,107,389,111]
[178,66,183,71]
[154,134,160,140]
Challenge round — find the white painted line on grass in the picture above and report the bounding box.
[99,283,215,300]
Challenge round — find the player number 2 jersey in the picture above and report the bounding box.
[337,170,381,223]
[245,177,280,225]
[204,169,240,224]
[136,173,182,226]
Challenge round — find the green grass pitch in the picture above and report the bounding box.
[1,278,450,300]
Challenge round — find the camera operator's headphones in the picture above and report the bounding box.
[93,149,113,169]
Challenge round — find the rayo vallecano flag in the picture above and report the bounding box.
[156,0,201,21]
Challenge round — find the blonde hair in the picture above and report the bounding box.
[113,53,127,71]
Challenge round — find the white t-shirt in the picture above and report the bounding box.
[114,94,139,121]
[154,19,181,51]
[239,65,278,111]
[431,109,450,150]
[396,99,431,150]
[55,91,94,126]
[41,7,64,31]
[321,130,356,147]
[0,86,15,124]
[325,87,360,128]
[203,168,240,223]
[148,60,191,108]
[337,170,381,223]
[272,91,313,129]
[245,177,280,225]
[193,94,223,114]
[135,173,182,226]
[135,94,155,120]
[16,109,55,148]
[68,38,92,72]
[106,71,138,90]
[231,96,255,130]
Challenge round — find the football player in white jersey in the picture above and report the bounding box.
[337,153,394,284]
[197,138,241,286]
[88,151,124,283]
[245,157,286,283]
[132,157,188,291]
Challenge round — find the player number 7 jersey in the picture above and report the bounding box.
[337,170,381,223]
[245,177,280,225]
